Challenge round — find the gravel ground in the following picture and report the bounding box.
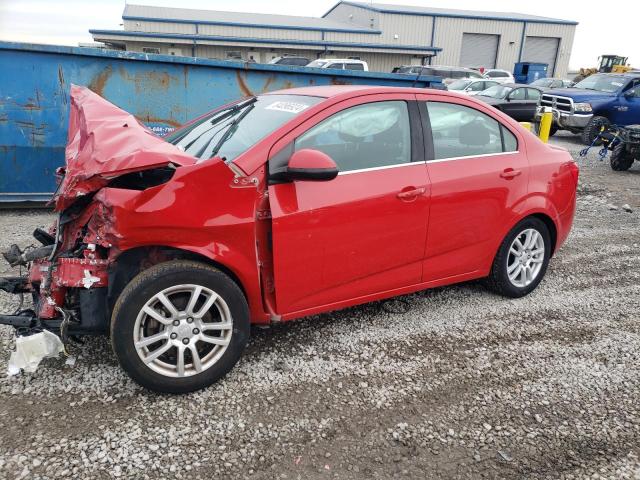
[1,131,639,479]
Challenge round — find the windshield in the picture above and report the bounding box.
[574,74,627,93]
[165,94,323,162]
[479,85,511,99]
[448,79,473,90]
[307,60,328,68]
[531,78,553,87]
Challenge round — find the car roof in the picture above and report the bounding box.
[266,85,465,98]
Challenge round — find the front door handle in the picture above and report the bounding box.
[500,168,522,179]
[396,187,426,200]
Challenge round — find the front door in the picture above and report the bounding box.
[416,95,529,281]
[611,80,640,125]
[268,95,430,315]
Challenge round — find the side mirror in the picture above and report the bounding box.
[284,149,339,182]
[624,88,637,98]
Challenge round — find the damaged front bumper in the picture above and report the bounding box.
[1,228,111,340]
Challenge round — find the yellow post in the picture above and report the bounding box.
[538,106,553,143]
[519,122,532,131]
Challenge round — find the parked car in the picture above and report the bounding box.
[268,56,310,67]
[306,59,368,71]
[393,65,483,85]
[482,69,516,84]
[530,78,575,90]
[536,73,640,144]
[475,83,543,121]
[0,85,578,393]
[447,78,501,95]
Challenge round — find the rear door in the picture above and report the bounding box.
[268,94,430,315]
[416,94,529,281]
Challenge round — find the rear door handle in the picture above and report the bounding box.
[500,168,522,179]
[396,187,426,200]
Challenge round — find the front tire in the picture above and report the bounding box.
[610,143,635,171]
[485,217,551,298]
[111,260,249,393]
[581,116,610,145]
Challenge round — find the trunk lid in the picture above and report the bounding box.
[54,85,195,210]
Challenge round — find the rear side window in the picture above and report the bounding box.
[527,88,541,100]
[426,102,517,159]
[503,128,518,152]
[488,71,509,78]
[295,101,411,172]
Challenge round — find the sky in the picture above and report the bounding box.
[0,0,636,71]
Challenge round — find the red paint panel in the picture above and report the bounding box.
[269,163,430,314]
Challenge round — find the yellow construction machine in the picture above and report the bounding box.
[573,55,632,82]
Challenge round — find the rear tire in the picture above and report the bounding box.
[610,143,635,171]
[485,217,551,298]
[581,116,610,145]
[111,260,249,393]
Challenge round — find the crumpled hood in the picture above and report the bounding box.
[54,85,195,210]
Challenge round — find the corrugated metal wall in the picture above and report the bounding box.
[114,9,577,78]
[523,23,575,78]
[433,17,523,69]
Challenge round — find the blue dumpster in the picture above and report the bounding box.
[513,62,549,84]
[0,41,442,202]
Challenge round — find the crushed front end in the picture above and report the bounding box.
[1,202,112,341]
[0,84,195,355]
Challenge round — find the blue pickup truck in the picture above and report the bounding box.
[536,73,640,144]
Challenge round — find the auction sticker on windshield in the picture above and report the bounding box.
[265,101,310,114]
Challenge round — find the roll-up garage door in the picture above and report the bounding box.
[460,33,499,68]
[522,36,560,75]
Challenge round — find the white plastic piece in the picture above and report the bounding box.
[82,269,100,289]
[7,331,64,376]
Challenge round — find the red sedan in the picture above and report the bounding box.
[0,85,578,393]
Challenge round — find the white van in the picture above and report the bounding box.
[306,59,369,71]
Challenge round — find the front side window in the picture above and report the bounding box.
[307,60,328,68]
[467,81,485,92]
[295,101,411,172]
[509,88,526,100]
[327,63,344,69]
[166,94,323,163]
[426,102,517,159]
[480,85,511,99]
[448,79,473,91]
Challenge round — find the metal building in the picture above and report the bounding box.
[90,1,577,77]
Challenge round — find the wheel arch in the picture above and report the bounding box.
[528,212,558,256]
[108,245,250,318]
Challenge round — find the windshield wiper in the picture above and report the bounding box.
[181,97,257,154]
[209,102,256,161]
[170,97,257,146]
